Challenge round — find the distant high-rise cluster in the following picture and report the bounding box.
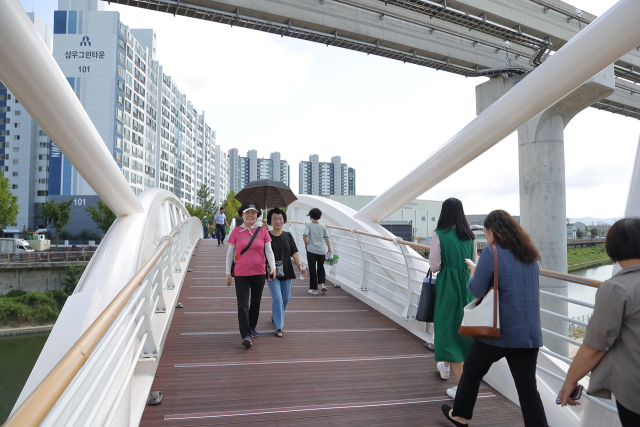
[299,155,355,196]
[228,149,290,193]
[0,1,230,235]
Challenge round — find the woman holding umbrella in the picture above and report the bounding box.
[267,208,307,337]
[225,201,276,348]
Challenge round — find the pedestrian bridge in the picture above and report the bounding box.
[140,239,520,426]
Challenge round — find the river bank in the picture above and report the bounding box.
[567,245,611,271]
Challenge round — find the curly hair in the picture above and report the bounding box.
[484,210,540,264]
[238,201,262,218]
[267,208,287,226]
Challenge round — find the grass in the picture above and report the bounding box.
[567,245,610,267]
[569,327,587,340]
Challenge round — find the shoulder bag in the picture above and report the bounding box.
[458,244,500,339]
[416,269,436,323]
[231,226,261,278]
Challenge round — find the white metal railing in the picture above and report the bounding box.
[5,217,201,427]
[289,220,618,415]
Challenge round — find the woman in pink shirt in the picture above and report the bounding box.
[225,202,276,348]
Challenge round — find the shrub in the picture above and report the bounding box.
[62,264,86,295]
[3,289,27,298]
[0,291,59,325]
[45,290,68,310]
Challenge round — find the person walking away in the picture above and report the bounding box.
[558,217,640,427]
[225,202,276,348]
[430,198,477,399]
[267,208,307,337]
[442,209,547,427]
[303,208,333,295]
[215,207,229,246]
[202,216,209,239]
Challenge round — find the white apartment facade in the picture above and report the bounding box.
[299,155,355,196]
[228,149,290,193]
[0,13,53,233]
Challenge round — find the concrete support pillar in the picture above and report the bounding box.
[477,66,614,356]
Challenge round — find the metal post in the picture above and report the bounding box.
[398,240,416,320]
[353,230,367,290]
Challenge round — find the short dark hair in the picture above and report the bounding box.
[606,217,640,262]
[309,208,322,220]
[484,210,540,264]
[238,201,261,217]
[267,208,287,225]
[219,207,224,211]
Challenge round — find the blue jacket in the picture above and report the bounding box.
[467,244,543,348]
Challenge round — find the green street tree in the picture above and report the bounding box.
[0,172,19,238]
[40,199,73,247]
[576,228,584,239]
[85,201,117,238]
[223,190,241,223]
[196,184,217,219]
[77,229,91,244]
[590,227,599,238]
[185,203,206,221]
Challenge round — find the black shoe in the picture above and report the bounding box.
[242,336,252,348]
[441,405,468,426]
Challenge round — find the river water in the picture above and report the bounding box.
[0,332,49,423]
[567,263,613,320]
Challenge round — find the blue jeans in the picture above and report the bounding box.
[203,227,208,238]
[267,278,292,329]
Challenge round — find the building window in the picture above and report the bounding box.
[38,178,48,184]
[12,172,18,177]
[14,110,20,115]
[422,217,426,221]
[38,154,48,160]
[12,184,18,189]
[14,135,19,140]
[37,190,48,196]
[115,123,123,135]
[13,159,18,164]
[13,123,20,128]
[117,94,124,106]
[39,142,48,148]
[38,129,46,136]
[432,217,435,221]
[13,147,18,152]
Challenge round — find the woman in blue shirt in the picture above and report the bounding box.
[442,210,547,427]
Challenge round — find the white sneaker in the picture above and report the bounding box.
[446,386,457,399]
[308,289,319,295]
[437,361,450,380]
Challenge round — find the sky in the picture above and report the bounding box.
[19,0,638,218]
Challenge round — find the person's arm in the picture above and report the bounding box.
[265,241,276,280]
[429,232,442,272]
[303,235,308,250]
[225,244,235,287]
[324,237,332,253]
[466,246,495,298]
[558,344,606,406]
[472,239,479,264]
[560,282,627,405]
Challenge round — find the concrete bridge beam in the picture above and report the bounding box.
[476,66,615,356]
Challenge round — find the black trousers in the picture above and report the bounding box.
[216,224,226,244]
[452,340,548,427]
[617,401,640,427]
[307,252,326,290]
[234,275,265,338]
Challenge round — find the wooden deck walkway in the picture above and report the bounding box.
[141,239,524,426]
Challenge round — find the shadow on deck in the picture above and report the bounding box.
[141,239,524,426]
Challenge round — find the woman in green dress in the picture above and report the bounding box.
[430,198,477,399]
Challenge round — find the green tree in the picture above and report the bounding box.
[590,227,599,238]
[0,172,19,238]
[223,190,241,223]
[77,229,91,244]
[196,184,218,219]
[40,199,73,247]
[85,201,117,237]
[185,203,206,222]
[576,228,584,239]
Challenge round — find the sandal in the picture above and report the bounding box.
[275,329,283,337]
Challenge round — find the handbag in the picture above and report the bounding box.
[416,269,436,322]
[231,226,261,278]
[458,245,500,339]
[275,245,286,279]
